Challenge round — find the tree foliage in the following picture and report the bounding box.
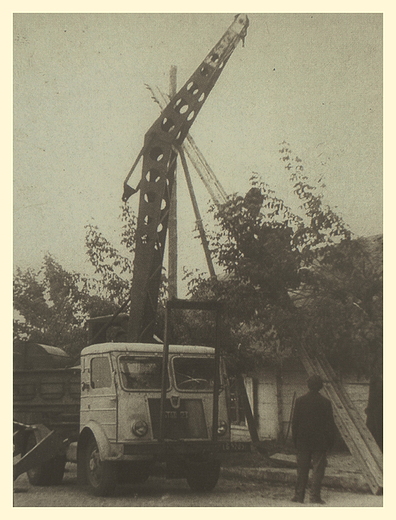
[84,203,136,306]
[185,143,381,382]
[13,255,94,357]
[298,236,382,376]
[13,205,137,357]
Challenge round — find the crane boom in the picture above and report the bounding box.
[123,14,249,342]
[146,83,228,206]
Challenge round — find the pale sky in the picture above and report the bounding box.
[13,12,382,283]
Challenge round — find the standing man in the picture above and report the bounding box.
[291,374,336,504]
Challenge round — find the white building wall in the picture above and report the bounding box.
[255,367,278,439]
[231,360,370,443]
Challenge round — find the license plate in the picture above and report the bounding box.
[221,442,250,452]
[164,411,189,419]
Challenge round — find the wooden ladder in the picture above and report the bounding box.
[299,345,383,495]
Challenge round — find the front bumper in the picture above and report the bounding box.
[125,440,251,456]
[106,440,251,461]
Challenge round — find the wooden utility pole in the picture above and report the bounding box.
[168,65,178,299]
[179,150,216,278]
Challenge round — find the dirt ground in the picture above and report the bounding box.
[13,462,383,508]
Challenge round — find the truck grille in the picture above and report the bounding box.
[148,398,208,439]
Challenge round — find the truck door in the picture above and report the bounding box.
[80,354,117,441]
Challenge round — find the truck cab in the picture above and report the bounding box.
[77,341,240,495]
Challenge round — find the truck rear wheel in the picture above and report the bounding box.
[186,458,220,492]
[25,433,66,486]
[85,438,117,496]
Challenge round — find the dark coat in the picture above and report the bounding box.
[292,390,336,451]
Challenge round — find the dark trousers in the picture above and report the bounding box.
[294,450,327,501]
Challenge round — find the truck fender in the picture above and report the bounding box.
[78,421,113,460]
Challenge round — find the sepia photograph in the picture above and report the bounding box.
[13,9,383,508]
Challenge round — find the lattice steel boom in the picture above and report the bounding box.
[123,14,249,342]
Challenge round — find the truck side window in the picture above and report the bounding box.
[91,357,112,389]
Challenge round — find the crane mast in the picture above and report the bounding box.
[123,14,249,342]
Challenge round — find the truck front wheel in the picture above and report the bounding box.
[185,458,220,492]
[85,438,117,496]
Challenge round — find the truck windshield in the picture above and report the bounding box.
[119,356,168,390]
[173,357,215,391]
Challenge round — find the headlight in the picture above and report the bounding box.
[132,420,148,437]
[217,420,228,436]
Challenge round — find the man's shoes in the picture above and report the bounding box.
[291,496,304,503]
[310,498,326,504]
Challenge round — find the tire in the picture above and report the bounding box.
[85,438,117,496]
[186,459,220,492]
[25,433,66,486]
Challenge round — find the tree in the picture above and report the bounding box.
[186,145,350,366]
[185,143,381,446]
[84,203,136,307]
[298,235,383,448]
[13,205,138,357]
[13,255,96,358]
